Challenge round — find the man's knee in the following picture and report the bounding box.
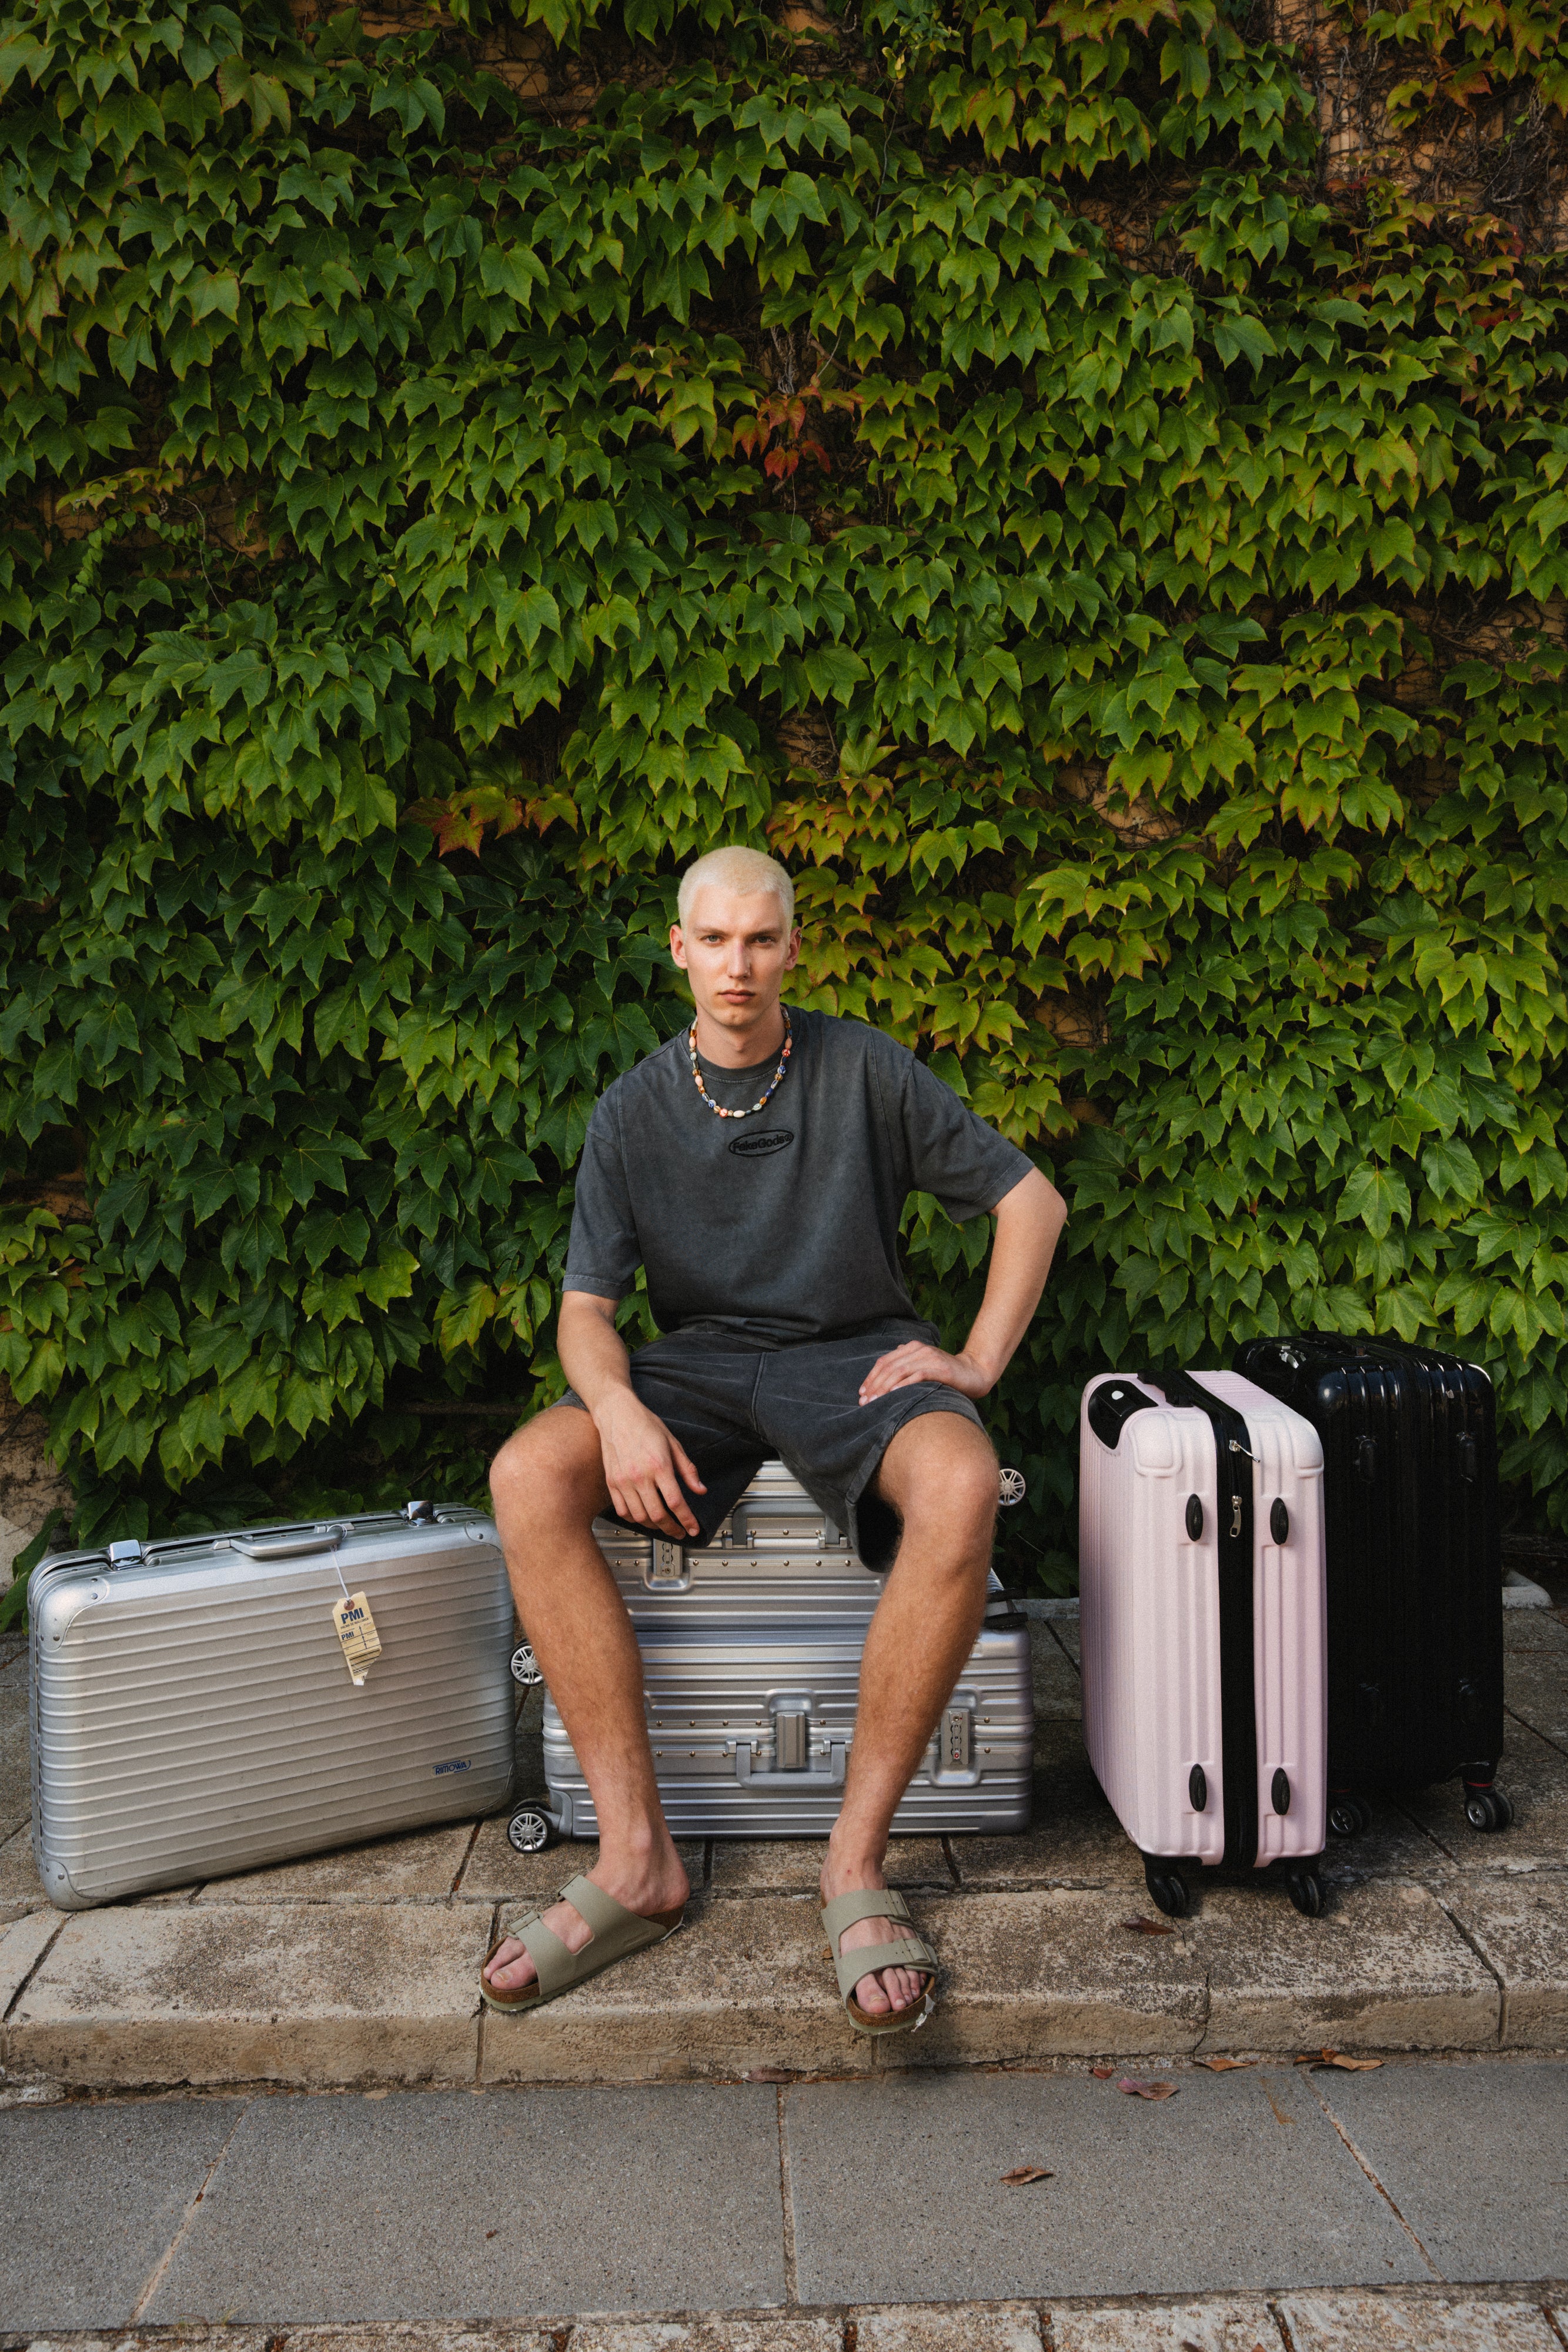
[490,1405,605,1524]
[877,1414,998,1561]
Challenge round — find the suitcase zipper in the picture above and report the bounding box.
[1162,1372,1260,1870]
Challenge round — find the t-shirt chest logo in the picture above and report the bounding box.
[728,1128,795,1158]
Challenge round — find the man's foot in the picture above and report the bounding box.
[820,1857,928,2019]
[483,1850,691,1995]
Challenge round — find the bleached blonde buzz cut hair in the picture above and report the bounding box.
[677,846,795,932]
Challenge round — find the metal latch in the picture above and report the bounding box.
[106,1539,144,1570]
[775,1702,808,1771]
[643,1539,690,1592]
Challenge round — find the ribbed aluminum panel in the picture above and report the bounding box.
[544,1622,1032,1837]
[595,1460,880,1626]
[1081,1373,1326,1872]
[31,1512,515,1908]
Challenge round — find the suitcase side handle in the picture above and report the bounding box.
[226,1526,346,1560]
[730,1739,847,1791]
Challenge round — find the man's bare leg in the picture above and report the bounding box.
[821,1413,998,2017]
[483,1406,690,1995]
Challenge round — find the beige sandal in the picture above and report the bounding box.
[480,1873,685,2014]
[822,1888,940,2036]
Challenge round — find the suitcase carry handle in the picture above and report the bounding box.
[730,1739,847,1791]
[226,1525,346,1560]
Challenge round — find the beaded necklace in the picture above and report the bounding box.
[688,1007,793,1119]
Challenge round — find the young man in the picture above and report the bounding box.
[484,846,1066,2031]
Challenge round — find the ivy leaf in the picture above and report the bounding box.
[1337,1168,1412,1241]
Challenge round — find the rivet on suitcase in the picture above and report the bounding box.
[30,1505,516,1909]
[513,1459,1035,1847]
[1080,1371,1329,1918]
[1233,1334,1512,1837]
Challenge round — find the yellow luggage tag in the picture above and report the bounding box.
[330,1574,382,1687]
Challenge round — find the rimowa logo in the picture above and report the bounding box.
[728,1128,794,1158]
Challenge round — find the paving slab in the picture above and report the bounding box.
[1199,1880,1500,2053]
[193,1822,478,1905]
[1503,1611,1568,1653]
[0,1827,51,1921]
[873,1889,1206,2068]
[6,1900,485,2089]
[1401,1725,1568,1873]
[479,1890,877,2083]
[0,1905,61,2012]
[0,1686,29,1843]
[1049,1618,1082,1666]
[1319,1801,1457,1886]
[1445,1878,1568,2050]
[143,2083,787,2321]
[573,2327,838,2352]
[784,2063,1425,2304]
[1309,2058,1568,2283]
[1031,1622,1082,1719]
[1505,1651,1568,1752]
[707,1834,951,1896]
[948,1726,1144,1892]
[0,2331,556,2352]
[456,1816,704,1905]
[1048,2301,1283,2350]
[852,2306,1044,2350]
[1276,2292,1560,2348]
[0,2093,244,2327]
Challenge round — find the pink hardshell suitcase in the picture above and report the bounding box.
[1079,1369,1328,1917]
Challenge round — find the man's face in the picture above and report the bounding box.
[670,886,801,1036]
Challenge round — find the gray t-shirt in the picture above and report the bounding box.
[563,1007,1034,1346]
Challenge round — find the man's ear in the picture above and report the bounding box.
[670,922,688,970]
[784,927,801,970]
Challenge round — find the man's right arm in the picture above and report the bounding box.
[559,1291,707,1539]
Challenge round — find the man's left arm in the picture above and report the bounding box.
[857,1165,1066,1404]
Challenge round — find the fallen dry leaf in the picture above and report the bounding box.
[1000,2163,1055,2184]
[1091,2065,1115,2078]
[1121,1913,1175,1936]
[1196,2056,1256,2072]
[1117,2077,1179,2100]
[1296,2049,1383,2071]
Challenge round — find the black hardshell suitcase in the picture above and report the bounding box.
[1232,1335,1512,1838]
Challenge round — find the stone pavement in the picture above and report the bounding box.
[1,1609,1566,2093]
[0,2054,1565,2333]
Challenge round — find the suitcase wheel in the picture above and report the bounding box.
[1142,1857,1189,1919]
[1328,1796,1372,1839]
[1286,1865,1325,1918]
[507,1808,554,1854]
[1463,1785,1513,1832]
[510,1643,544,1689]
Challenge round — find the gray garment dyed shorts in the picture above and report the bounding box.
[556,1319,988,1571]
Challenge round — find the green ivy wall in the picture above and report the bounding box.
[1,0,1564,1582]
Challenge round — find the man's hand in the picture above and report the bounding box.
[858,1340,995,1404]
[593,1388,707,1539]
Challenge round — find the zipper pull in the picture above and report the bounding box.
[1227,1438,1258,1463]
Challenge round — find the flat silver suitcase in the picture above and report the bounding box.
[514,1461,1034,1846]
[31,1504,514,1909]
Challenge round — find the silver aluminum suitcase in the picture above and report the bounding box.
[31,1504,515,1909]
[523,1461,1033,1844]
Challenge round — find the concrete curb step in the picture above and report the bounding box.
[2,1869,1565,2094]
[6,2289,1568,2350]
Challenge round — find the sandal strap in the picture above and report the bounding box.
[506,1917,578,1999]
[832,1933,936,2001]
[557,1874,637,1939]
[821,1887,912,1942]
